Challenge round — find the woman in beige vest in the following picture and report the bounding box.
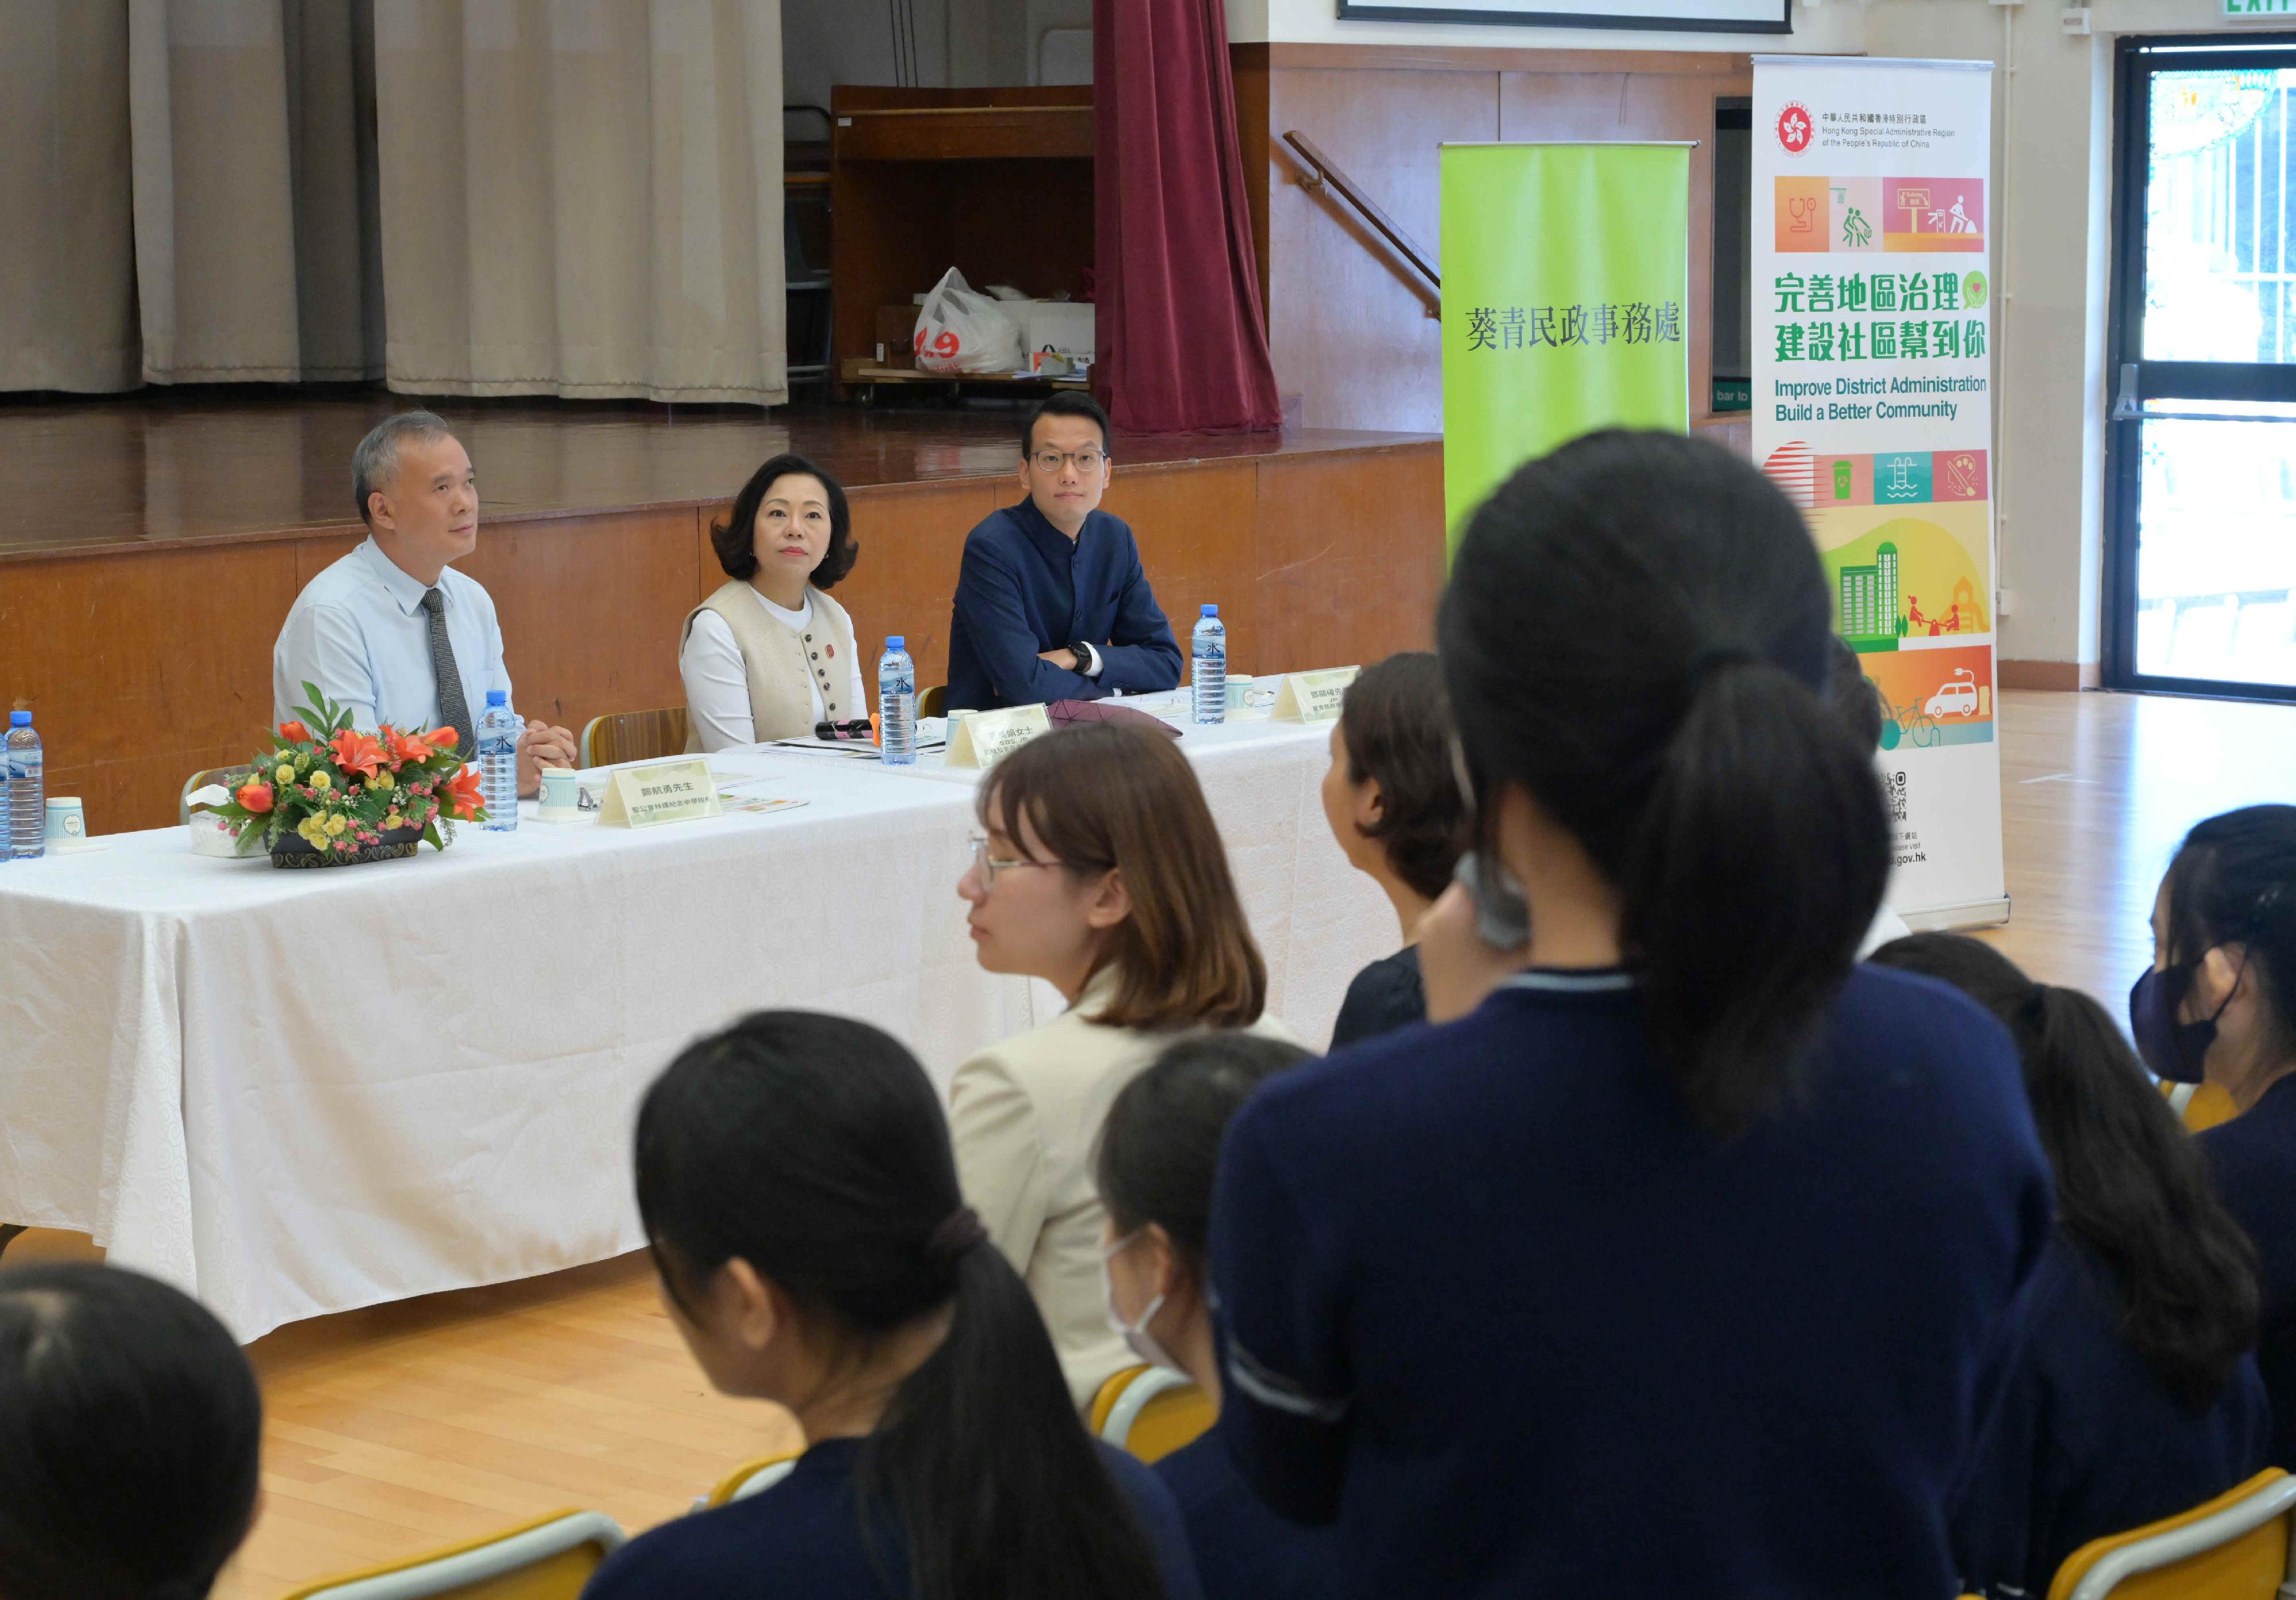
[680,453,867,751]
[947,722,1297,1410]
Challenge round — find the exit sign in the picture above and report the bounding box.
[2225,0,2296,18]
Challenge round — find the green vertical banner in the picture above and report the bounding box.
[1440,143,1693,546]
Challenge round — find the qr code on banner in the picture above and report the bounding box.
[1885,770,1909,822]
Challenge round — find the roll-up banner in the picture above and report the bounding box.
[1752,57,2007,929]
[1440,142,1693,547]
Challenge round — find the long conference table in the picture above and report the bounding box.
[0,688,1395,1340]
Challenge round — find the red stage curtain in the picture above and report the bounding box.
[1092,0,1283,435]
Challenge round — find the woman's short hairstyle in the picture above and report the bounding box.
[1338,652,1467,902]
[1096,1032,1313,1270]
[980,721,1267,1031]
[0,1263,262,1600]
[709,452,858,589]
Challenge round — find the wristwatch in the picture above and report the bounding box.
[1069,640,1102,676]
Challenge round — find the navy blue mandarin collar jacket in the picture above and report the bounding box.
[944,497,1182,712]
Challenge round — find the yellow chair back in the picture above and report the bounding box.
[579,708,688,769]
[920,684,947,720]
[276,1508,625,1600]
[1087,1364,1216,1464]
[703,1449,803,1509]
[2047,1469,2296,1600]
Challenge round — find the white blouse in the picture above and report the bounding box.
[680,586,870,751]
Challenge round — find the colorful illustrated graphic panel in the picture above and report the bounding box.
[1774,177,1985,255]
[1766,444,1990,512]
[1860,644,1994,749]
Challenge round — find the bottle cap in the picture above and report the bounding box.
[486,689,507,707]
[1201,604,1219,617]
[887,636,906,650]
[7,711,28,726]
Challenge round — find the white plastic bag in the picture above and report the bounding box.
[912,268,1024,374]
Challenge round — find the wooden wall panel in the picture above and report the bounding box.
[0,544,303,835]
[1100,463,1264,675]
[452,512,702,739]
[1253,444,1444,674]
[832,480,1004,694]
[1262,67,1496,435]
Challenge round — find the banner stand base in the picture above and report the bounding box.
[1901,896,2011,934]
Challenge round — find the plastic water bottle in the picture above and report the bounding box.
[6,711,42,860]
[1192,605,1227,725]
[476,691,520,831]
[879,637,917,766]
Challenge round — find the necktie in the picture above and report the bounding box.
[420,588,476,757]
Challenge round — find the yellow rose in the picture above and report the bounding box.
[325,813,348,837]
[298,817,325,844]
[274,764,293,785]
[370,772,394,792]
[309,770,331,792]
[384,812,403,830]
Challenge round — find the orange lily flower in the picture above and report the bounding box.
[234,780,274,814]
[328,729,386,781]
[385,729,436,767]
[277,719,311,743]
[421,727,459,751]
[443,764,486,821]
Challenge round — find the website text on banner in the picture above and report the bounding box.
[1440,142,1692,548]
[1752,57,2006,929]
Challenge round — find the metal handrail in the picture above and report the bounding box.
[1282,130,1440,303]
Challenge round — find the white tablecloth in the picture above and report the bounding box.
[0,702,1394,1338]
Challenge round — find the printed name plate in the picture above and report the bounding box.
[599,758,724,828]
[1271,667,1360,723]
[945,703,1052,769]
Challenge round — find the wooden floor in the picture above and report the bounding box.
[5,685,2293,1599]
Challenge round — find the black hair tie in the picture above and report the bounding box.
[926,1206,987,1262]
[1686,645,1759,689]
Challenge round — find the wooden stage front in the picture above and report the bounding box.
[0,395,1442,833]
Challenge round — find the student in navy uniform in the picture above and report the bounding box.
[2137,807,2296,1466]
[1319,653,1466,1048]
[585,1011,1202,1600]
[944,393,1181,711]
[1095,1031,1339,1600]
[1870,932,2268,1597]
[1209,429,2053,1600]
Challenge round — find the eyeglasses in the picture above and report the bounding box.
[1030,448,1107,475]
[968,831,1052,889]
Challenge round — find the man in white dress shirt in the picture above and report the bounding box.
[272,412,577,797]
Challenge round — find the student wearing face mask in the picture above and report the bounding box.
[2137,805,2296,1466]
[1095,1032,1339,1600]
[949,723,1296,1410]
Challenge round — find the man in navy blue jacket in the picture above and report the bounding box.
[945,393,1182,711]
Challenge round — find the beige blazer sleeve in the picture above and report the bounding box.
[948,1049,1050,1276]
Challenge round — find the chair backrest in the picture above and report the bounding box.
[703,1449,803,1509]
[579,708,688,769]
[277,1508,626,1600]
[2050,1469,2296,1600]
[2163,1079,2241,1134]
[919,684,947,720]
[180,765,253,826]
[1087,1365,1216,1464]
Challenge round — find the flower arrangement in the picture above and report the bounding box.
[211,681,487,862]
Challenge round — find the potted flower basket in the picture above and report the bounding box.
[207,683,488,868]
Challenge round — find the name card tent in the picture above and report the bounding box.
[598,758,724,828]
[1272,667,1359,723]
[946,704,1053,769]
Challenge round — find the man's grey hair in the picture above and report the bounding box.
[351,410,457,526]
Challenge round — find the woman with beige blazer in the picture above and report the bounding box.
[949,721,1296,1411]
[680,453,867,752]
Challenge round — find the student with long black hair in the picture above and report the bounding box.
[1095,1032,1339,1600]
[585,1011,1201,1600]
[0,1262,263,1600]
[1210,429,2052,1599]
[2140,805,2296,1465]
[1870,933,2267,1595]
